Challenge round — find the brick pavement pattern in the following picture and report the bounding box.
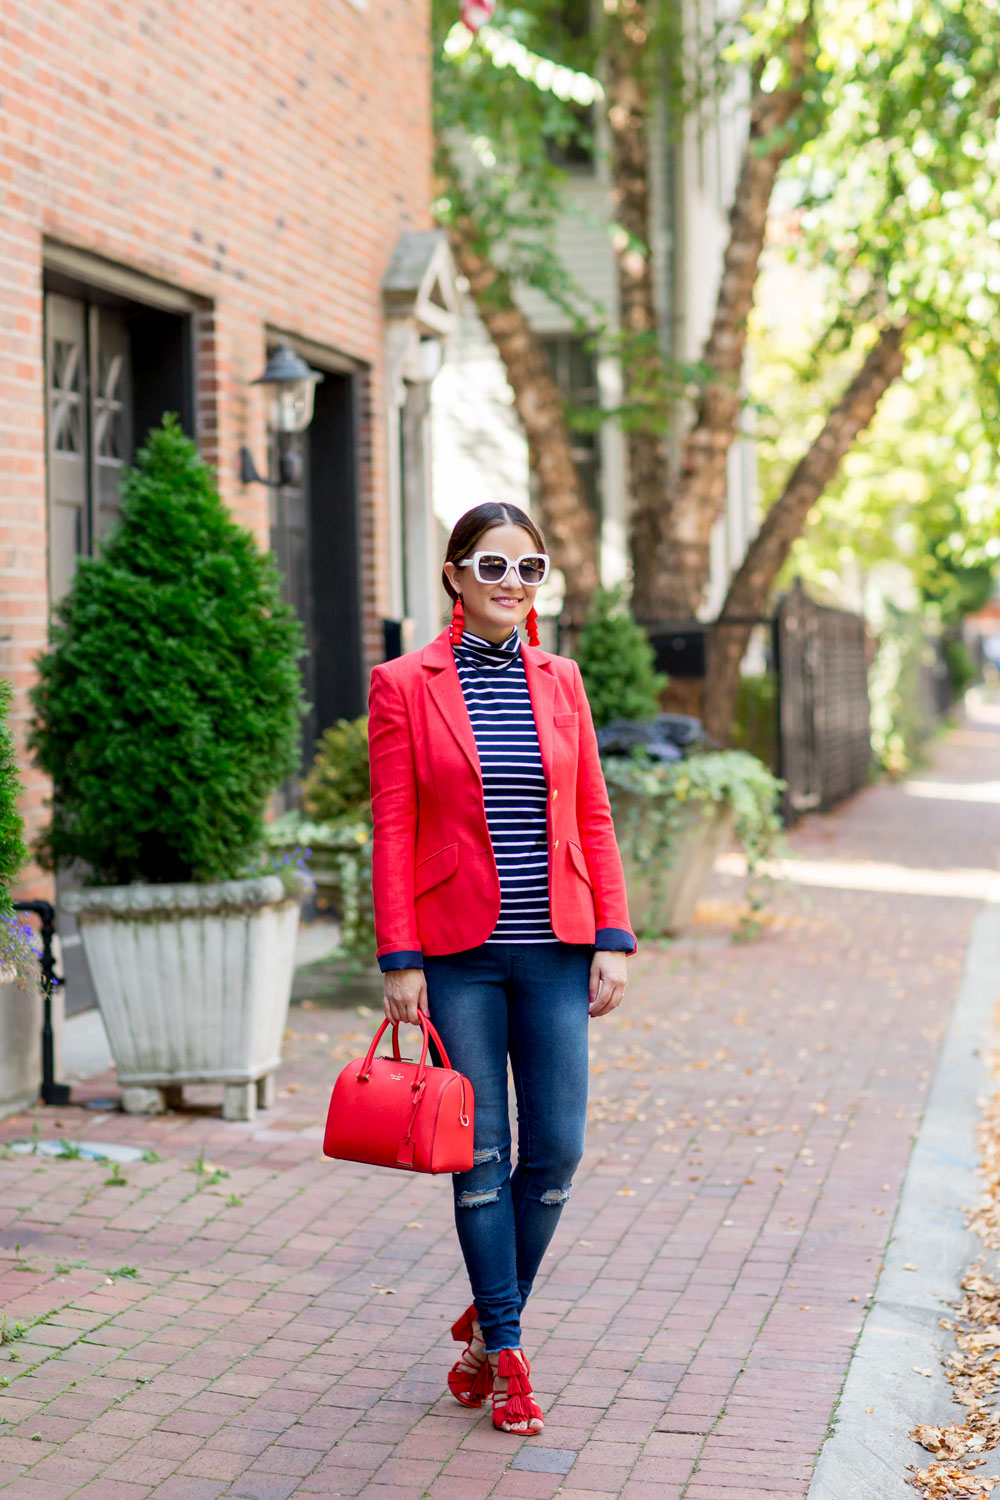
[2,708,999,1498]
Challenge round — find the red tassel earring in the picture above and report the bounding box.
[449,595,465,645]
[526,606,540,647]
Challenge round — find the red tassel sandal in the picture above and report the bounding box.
[491,1349,544,1434]
[447,1303,493,1408]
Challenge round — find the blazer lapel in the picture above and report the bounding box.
[422,630,482,782]
[522,645,557,785]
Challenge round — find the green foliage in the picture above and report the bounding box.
[574,587,667,729]
[271,710,374,967]
[730,673,778,771]
[917,495,997,624]
[0,1317,28,1346]
[756,333,1000,622]
[751,0,1000,614]
[0,677,38,988]
[441,0,1000,621]
[0,679,25,918]
[242,845,315,901]
[302,717,371,824]
[267,812,374,971]
[603,749,783,933]
[868,607,946,775]
[433,0,710,425]
[604,749,782,873]
[30,417,307,886]
[943,637,977,699]
[433,0,601,321]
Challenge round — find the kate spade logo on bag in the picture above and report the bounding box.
[390,1073,404,1081]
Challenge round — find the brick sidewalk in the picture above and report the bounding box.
[2,704,1000,1500]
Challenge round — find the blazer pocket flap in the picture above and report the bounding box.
[554,711,579,728]
[567,840,593,887]
[415,842,459,898]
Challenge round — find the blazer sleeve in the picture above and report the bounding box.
[368,664,423,971]
[571,659,637,955]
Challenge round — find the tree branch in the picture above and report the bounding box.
[702,318,911,741]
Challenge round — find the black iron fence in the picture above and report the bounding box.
[638,582,872,822]
[773,584,871,817]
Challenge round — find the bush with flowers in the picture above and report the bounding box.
[0,679,40,988]
[265,713,375,969]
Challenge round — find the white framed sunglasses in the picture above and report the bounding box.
[457,551,550,587]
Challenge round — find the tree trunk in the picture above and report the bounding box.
[443,209,601,630]
[604,0,672,620]
[702,320,911,743]
[631,16,814,623]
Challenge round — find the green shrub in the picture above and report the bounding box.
[0,679,25,919]
[0,679,39,986]
[868,608,941,775]
[266,812,374,970]
[943,636,977,699]
[603,749,783,882]
[574,586,667,729]
[730,673,778,771]
[30,416,306,886]
[302,717,371,823]
[603,748,784,938]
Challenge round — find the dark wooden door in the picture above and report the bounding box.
[45,294,133,605]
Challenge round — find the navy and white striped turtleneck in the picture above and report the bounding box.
[452,626,557,945]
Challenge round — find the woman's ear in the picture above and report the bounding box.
[443,560,461,595]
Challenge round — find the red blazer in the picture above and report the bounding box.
[368,628,636,965]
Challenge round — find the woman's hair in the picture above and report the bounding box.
[441,503,547,601]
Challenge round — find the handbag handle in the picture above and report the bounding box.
[357,1012,453,1083]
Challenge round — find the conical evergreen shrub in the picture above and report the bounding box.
[30,416,306,886]
[0,678,26,919]
[574,585,667,729]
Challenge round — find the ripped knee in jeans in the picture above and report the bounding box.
[458,1184,502,1209]
[540,1185,572,1206]
[457,1146,505,1208]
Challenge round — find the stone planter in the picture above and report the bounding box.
[613,798,734,939]
[62,876,300,1121]
[0,966,42,1118]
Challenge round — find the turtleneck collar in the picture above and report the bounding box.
[453,625,522,671]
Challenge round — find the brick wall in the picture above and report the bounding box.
[0,0,433,894]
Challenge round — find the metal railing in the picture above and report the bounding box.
[13,900,71,1107]
[774,584,871,818]
[632,582,872,822]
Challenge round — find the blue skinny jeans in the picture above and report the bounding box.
[424,941,592,1354]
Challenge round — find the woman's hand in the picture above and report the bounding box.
[383,968,429,1025]
[588,950,627,1018]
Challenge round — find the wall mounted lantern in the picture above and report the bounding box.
[239,344,324,487]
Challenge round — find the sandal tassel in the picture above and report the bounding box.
[493,1349,543,1431]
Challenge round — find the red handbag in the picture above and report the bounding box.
[323,1012,474,1174]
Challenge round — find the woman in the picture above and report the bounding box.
[368,502,635,1435]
